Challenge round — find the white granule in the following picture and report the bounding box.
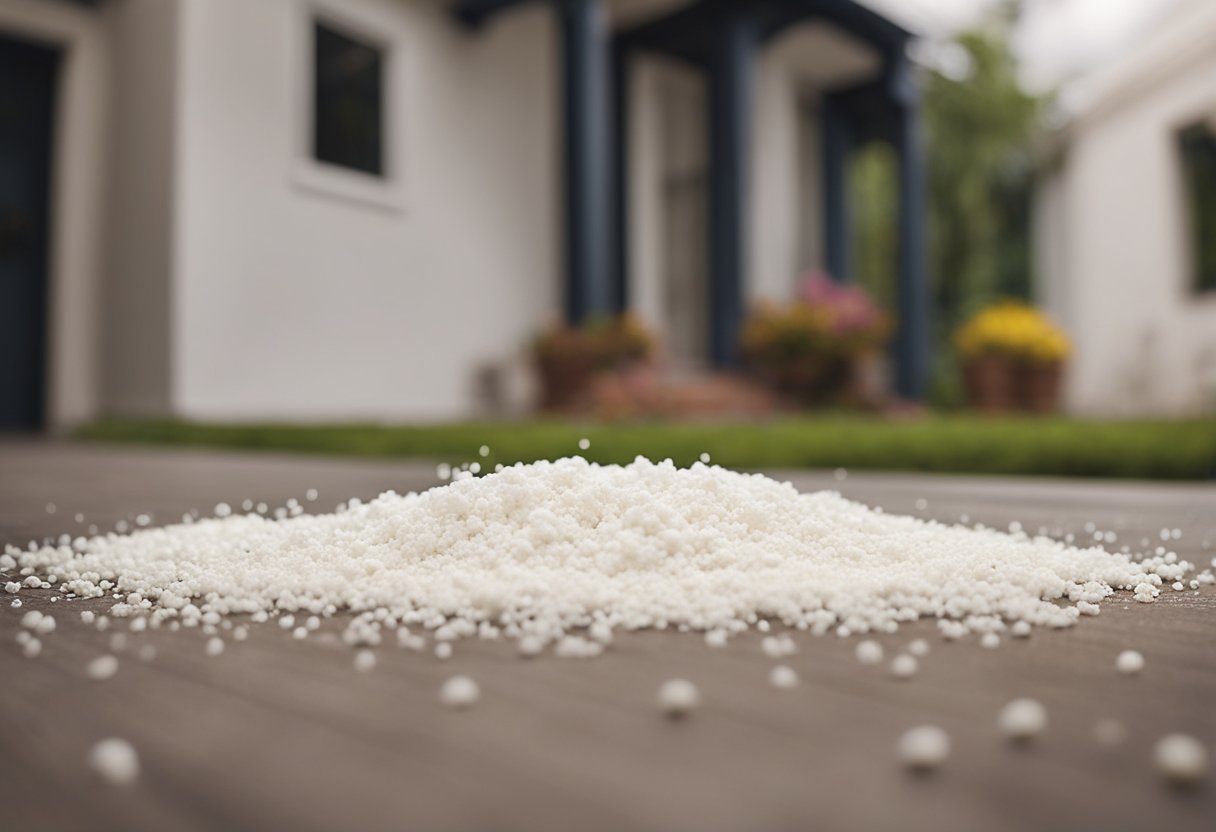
[658,679,700,718]
[1116,650,1145,675]
[204,637,224,657]
[89,738,140,786]
[980,633,1000,649]
[79,611,96,625]
[898,726,949,770]
[889,654,918,679]
[23,637,42,658]
[554,635,603,659]
[439,675,480,708]
[87,655,120,680]
[761,634,797,658]
[769,665,799,689]
[354,649,376,671]
[1010,621,1031,638]
[907,639,930,657]
[435,642,452,660]
[1154,734,1209,785]
[7,457,1198,648]
[998,698,1048,740]
[855,640,883,665]
[516,634,545,657]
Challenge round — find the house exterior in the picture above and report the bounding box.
[1035,0,1216,416]
[0,0,927,430]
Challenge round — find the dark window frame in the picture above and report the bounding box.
[311,17,387,179]
[1177,119,1216,295]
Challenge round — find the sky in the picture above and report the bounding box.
[865,0,1176,92]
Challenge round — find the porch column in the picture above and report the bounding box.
[609,39,629,314]
[892,61,929,400]
[708,9,757,367]
[821,93,852,283]
[560,0,610,323]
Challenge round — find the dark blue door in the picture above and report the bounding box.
[0,34,59,429]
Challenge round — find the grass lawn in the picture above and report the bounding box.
[76,417,1216,480]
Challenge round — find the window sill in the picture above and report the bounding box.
[291,159,405,214]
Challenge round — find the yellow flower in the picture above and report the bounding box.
[954,301,1070,364]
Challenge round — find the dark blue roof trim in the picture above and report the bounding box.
[617,0,911,66]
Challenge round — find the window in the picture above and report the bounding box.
[1178,121,1216,293]
[312,20,384,177]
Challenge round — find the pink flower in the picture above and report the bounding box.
[797,272,883,336]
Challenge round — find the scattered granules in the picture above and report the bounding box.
[889,654,918,679]
[88,738,140,786]
[439,675,480,709]
[998,698,1048,740]
[898,726,950,770]
[1116,649,1145,675]
[657,679,700,717]
[1154,734,1209,785]
[768,665,799,689]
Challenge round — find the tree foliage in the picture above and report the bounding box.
[922,20,1043,338]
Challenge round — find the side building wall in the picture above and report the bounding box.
[1037,34,1216,416]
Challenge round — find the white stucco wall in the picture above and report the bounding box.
[102,0,179,418]
[1037,7,1216,416]
[170,0,558,421]
[0,0,110,429]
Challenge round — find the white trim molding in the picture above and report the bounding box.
[291,0,409,213]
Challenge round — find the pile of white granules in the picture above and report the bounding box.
[7,456,1208,646]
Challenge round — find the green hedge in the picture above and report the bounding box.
[76,417,1216,480]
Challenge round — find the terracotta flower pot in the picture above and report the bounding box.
[963,356,1016,413]
[751,354,855,407]
[535,352,596,411]
[1015,361,1063,413]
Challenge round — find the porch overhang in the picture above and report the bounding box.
[616,0,912,66]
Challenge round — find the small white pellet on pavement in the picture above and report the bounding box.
[89,738,140,786]
[769,666,799,689]
[898,726,950,771]
[1116,650,1145,675]
[205,637,224,657]
[517,634,545,657]
[855,640,884,665]
[980,633,1000,649]
[435,642,453,660]
[87,655,119,680]
[998,698,1048,740]
[439,675,481,709]
[890,654,919,679]
[1010,621,1031,638]
[907,638,930,657]
[354,649,376,672]
[658,679,700,718]
[1154,734,1209,785]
